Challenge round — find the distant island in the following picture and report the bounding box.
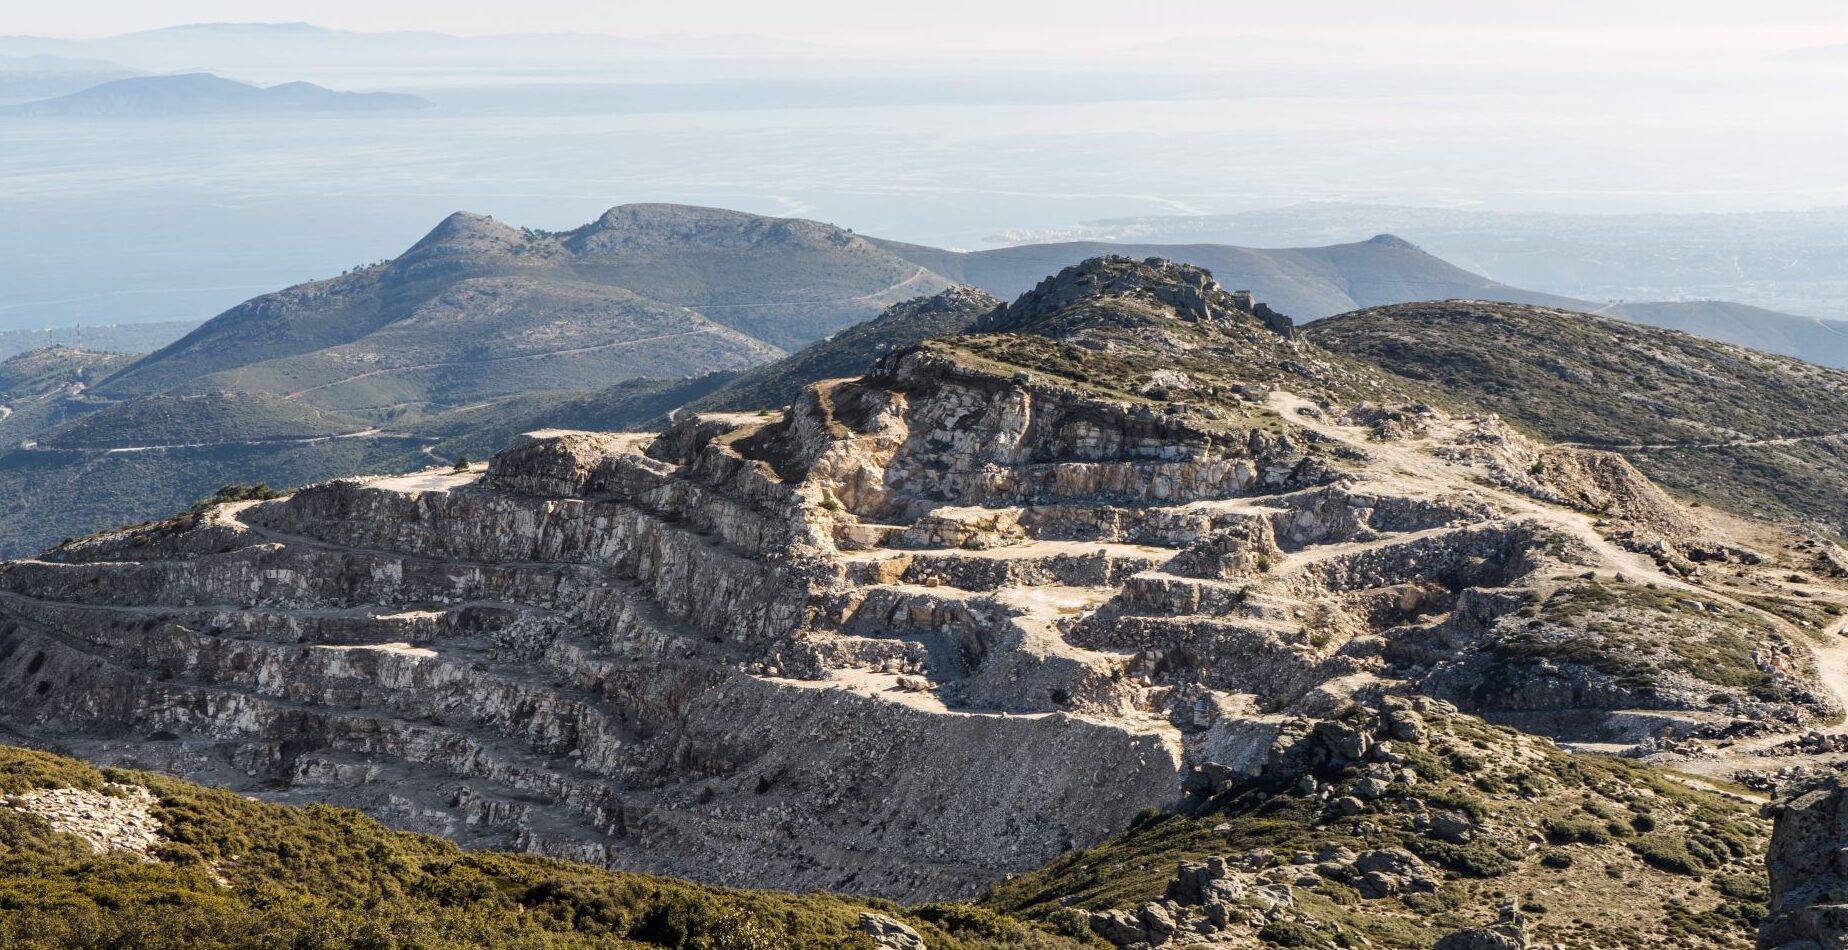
[0,72,430,117]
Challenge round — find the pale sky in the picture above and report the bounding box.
[8,1,1848,60]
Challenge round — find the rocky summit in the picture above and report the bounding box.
[4,258,1848,946]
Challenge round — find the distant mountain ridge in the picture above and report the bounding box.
[6,201,1848,558]
[868,233,1584,321]
[0,321,195,360]
[871,232,1848,369]
[687,285,1002,415]
[0,204,952,555]
[0,72,429,116]
[0,22,805,74]
[989,202,1848,358]
[99,203,936,401]
[1601,298,1848,368]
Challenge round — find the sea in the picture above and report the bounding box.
[3,61,1846,331]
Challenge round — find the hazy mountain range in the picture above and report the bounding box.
[0,321,196,360]
[996,203,1848,326]
[0,72,430,116]
[0,22,811,76]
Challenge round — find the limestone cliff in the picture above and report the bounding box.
[1767,776,1848,948]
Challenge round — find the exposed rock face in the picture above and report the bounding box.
[1,783,162,858]
[1434,904,1532,950]
[860,913,929,949]
[0,257,1826,903]
[688,284,1003,415]
[1766,775,1848,948]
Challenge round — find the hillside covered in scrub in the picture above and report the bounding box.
[0,745,1068,949]
[1307,300,1848,534]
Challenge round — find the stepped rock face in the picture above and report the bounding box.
[1767,776,1848,948]
[0,258,1827,900]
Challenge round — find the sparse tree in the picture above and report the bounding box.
[452,455,470,473]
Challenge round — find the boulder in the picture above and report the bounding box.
[859,912,928,950]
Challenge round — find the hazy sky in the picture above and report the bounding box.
[9,1,1848,60]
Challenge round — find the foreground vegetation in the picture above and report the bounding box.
[0,747,1075,949]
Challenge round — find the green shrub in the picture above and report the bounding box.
[1411,839,1521,878]
[0,747,1000,950]
[1543,817,1612,845]
[1628,836,1705,876]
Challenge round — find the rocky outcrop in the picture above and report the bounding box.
[1,783,162,858]
[860,913,929,949]
[1766,775,1848,948]
[1434,904,1532,950]
[689,284,1004,415]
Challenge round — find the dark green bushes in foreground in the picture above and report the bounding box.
[0,747,1064,949]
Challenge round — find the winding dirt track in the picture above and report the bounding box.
[687,267,937,311]
[1265,390,1848,782]
[1558,430,1848,452]
[283,328,726,399]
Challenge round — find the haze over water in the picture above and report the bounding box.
[4,54,1848,330]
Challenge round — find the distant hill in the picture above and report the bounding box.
[99,204,940,402]
[1604,299,1848,369]
[156,276,780,413]
[687,285,1001,414]
[0,321,195,360]
[1308,300,1848,532]
[0,22,799,74]
[0,346,133,400]
[869,233,1585,320]
[990,203,1848,361]
[0,72,429,117]
[35,393,369,451]
[0,347,134,453]
[547,204,953,349]
[874,234,1848,370]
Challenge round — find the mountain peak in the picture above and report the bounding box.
[567,203,858,253]
[891,284,1002,319]
[1364,233,1421,250]
[403,210,523,254]
[975,255,1292,339]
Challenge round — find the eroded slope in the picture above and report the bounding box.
[1308,300,1848,534]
